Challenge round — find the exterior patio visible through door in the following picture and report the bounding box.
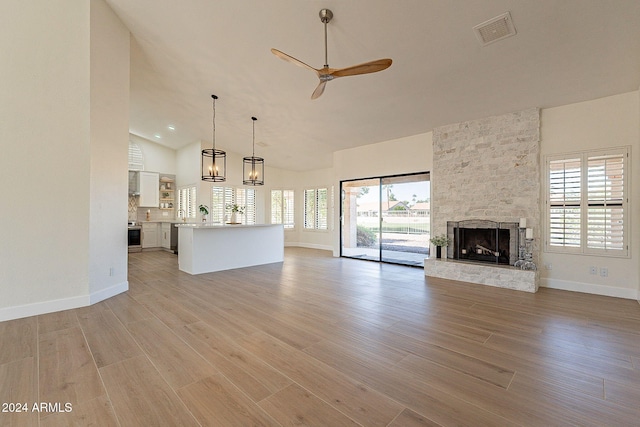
[340,172,430,266]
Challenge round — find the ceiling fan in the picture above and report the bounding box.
[271,9,392,99]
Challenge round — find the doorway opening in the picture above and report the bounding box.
[340,172,430,266]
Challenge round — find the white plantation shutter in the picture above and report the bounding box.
[317,188,328,230]
[271,190,283,224]
[304,188,328,230]
[211,186,230,223]
[283,190,294,228]
[304,189,316,229]
[548,158,581,248]
[128,142,144,170]
[178,186,197,218]
[587,153,625,251]
[271,190,295,229]
[240,188,256,225]
[546,148,628,257]
[213,186,255,224]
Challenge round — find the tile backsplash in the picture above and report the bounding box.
[129,195,175,222]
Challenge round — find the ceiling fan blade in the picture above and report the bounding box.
[311,81,327,99]
[331,58,392,78]
[271,48,318,74]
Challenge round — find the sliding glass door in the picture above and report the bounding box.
[340,178,381,261]
[340,172,430,266]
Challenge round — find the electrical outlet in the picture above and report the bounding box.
[589,266,597,275]
[545,263,552,270]
[600,267,608,277]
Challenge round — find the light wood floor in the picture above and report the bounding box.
[1,248,639,426]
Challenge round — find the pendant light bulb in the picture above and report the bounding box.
[243,116,264,186]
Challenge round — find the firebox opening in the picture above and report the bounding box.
[447,220,519,266]
[454,228,510,264]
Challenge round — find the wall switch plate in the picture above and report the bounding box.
[600,268,608,277]
[589,266,597,275]
[109,267,114,277]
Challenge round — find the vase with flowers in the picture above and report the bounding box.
[226,203,245,224]
[429,234,451,259]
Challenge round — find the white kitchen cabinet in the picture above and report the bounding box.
[161,223,171,249]
[141,222,159,248]
[138,171,159,207]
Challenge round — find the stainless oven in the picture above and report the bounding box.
[128,222,142,252]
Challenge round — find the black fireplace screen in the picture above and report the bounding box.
[447,220,519,265]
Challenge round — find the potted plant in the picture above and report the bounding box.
[226,203,245,224]
[198,204,209,222]
[430,234,451,259]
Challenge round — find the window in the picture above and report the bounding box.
[178,185,197,219]
[236,188,256,225]
[211,186,256,225]
[304,188,328,230]
[271,190,295,228]
[211,186,233,224]
[546,147,628,256]
[128,142,144,170]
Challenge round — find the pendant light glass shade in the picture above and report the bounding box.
[243,116,264,186]
[202,94,226,182]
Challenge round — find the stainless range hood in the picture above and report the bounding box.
[128,170,140,195]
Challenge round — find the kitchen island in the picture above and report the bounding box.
[175,223,284,275]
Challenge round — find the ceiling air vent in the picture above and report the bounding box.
[473,12,516,46]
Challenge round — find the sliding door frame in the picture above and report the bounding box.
[339,171,430,266]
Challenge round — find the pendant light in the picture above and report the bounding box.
[201,94,226,182]
[243,116,264,186]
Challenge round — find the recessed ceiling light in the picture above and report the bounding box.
[167,125,175,131]
[154,134,161,139]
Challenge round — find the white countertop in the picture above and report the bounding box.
[175,223,281,229]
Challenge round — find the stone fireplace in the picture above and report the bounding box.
[447,220,519,265]
[425,108,541,292]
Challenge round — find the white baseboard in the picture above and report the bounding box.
[540,278,638,300]
[0,294,89,322]
[0,281,128,322]
[285,242,333,252]
[90,281,129,304]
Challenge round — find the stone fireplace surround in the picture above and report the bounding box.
[425,108,540,292]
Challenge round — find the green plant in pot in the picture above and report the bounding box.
[198,204,209,222]
[226,203,245,224]
[430,234,451,259]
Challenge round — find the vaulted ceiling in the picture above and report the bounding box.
[105,0,640,171]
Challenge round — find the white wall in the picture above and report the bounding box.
[540,91,640,299]
[88,0,130,302]
[0,0,90,320]
[0,0,129,321]
[176,140,201,189]
[131,133,176,174]
[332,132,433,255]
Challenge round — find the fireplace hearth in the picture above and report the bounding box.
[447,220,519,265]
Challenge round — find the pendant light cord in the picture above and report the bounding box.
[212,94,218,150]
[251,116,257,157]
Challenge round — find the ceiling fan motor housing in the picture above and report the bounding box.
[319,9,333,23]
